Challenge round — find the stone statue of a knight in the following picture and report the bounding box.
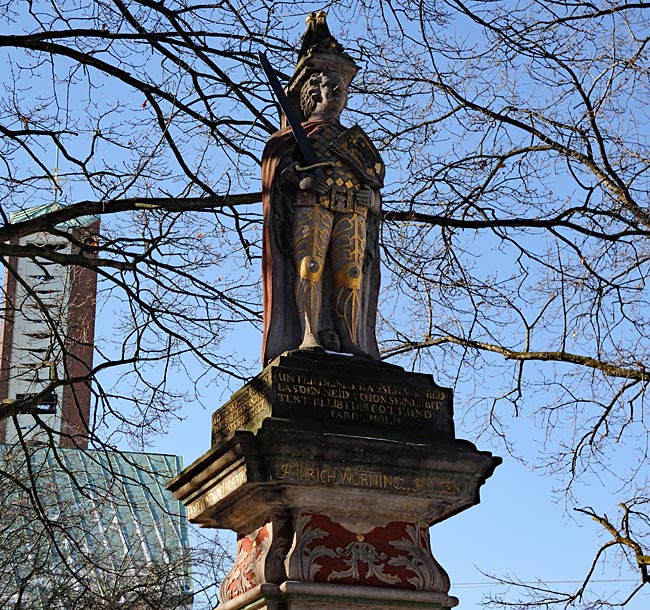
[261,12,385,365]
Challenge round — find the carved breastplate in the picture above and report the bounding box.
[309,124,362,208]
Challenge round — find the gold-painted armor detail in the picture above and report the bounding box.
[288,123,379,352]
[329,213,367,346]
[292,206,333,338]
[299,257,324,282]
[332,263,363,290]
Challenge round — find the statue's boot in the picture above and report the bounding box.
[299,313,324,352]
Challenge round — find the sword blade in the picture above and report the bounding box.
[258,51,319,167]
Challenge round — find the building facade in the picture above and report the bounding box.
[0,202,194,608]
[0,203,99,448]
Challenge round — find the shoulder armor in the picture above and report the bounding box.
[331,125,385,188]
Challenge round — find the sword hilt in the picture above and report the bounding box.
[295,162,336,172]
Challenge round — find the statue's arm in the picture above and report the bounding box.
[371,189,381,215]
[357,187,382,215]
[280,160,328,195]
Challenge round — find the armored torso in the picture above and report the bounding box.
[298,122,385,212]
[311,122,362,208]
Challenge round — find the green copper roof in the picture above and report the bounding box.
[0,444,193,609]
[9,202,99,230]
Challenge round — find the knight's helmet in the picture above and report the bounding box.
[286,11,360,122]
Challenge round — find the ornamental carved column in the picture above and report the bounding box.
[169,352,500,610]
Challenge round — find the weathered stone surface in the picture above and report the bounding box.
[280,582,457,610]
[216,584,284,610]
[170,420,499,532]
[216,582,456,610]
[211,350,454,446]
[166,350,500,610]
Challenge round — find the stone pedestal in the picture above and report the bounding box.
[168,351,501,610]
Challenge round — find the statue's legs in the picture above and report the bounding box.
[292,205,333,349]
[329,211,367,354]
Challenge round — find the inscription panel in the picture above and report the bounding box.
[211,359,454,445]
[270,460,467,498]
[273,369,453,438]
[186,468,248,521]
[212,376,271,444]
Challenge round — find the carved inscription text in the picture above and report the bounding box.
[273,461,464,497]
[212,386,269,442]
[186,469,247,520]
[275,370,449,427]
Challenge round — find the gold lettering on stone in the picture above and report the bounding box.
[274,369,449,428]
[273,462,463,496]
[186,469,248,520]
[212,388,269,439]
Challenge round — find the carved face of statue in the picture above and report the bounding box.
[300,72,348,121]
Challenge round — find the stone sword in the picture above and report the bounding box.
[258,51,333,172]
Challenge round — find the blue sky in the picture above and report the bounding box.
[4,2,648,607]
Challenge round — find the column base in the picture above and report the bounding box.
[217,582,458,610]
